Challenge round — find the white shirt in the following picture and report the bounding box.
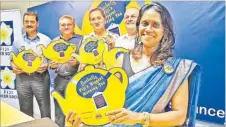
[115,34,136,50]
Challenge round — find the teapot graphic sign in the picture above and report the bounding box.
[71,37,129,70]
[10,49,44,74]
[52,65,128,125]
[71,37,105,65]
[40,39,77,63]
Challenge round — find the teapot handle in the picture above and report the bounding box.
[71,53,80,62]
[38,55,44,64]
[70,43,77,52]
[109,67,128,91]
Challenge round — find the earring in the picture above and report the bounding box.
[163,35,168,42]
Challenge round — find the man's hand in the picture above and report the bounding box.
[10,61,23,75]
[37,63,48,73]
[65,111,82,127]
[49,61,58,69]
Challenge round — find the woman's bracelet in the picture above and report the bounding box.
[143,112,150,127]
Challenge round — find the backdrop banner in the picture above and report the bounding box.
[0,9,22,110]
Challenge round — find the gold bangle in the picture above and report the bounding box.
[143,112,150,127]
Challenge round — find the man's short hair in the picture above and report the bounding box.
[89,8,106,20]
[23,12,38,21]
[59,15,75,24]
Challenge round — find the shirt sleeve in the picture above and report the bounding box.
[9,40,19,61]
[45,36,51,47]
[115,36,122,47]
[113,33,119,41]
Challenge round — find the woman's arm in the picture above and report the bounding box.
[107,80,189,126]
[147,79,189,126]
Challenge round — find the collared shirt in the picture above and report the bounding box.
[11,32,51,62]
[23,32,40,44]
[53,34,83,77]
[115,34,136,50]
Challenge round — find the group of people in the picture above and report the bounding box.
[10,2,200,127]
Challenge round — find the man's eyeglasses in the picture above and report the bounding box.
[60,23,73,27]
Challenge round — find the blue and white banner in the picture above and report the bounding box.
[0,9,22,109]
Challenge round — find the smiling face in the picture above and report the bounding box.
[59,17,75,36]
[89,10,106,32]
[23,15,39,34]
[138,9,164,48]
[124,8,139,31]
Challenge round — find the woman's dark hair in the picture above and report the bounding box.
[132,2,175,66]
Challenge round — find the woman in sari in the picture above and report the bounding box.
[66,2,200,127]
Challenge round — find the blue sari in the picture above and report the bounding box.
[89,57,201,127]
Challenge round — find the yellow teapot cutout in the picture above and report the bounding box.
[95,35,129,70]
[71,37,105,65]
[52,65,128,126]
[71,37,129,69]
[40,39,77,63]
[10,50,44,74]
[103,45,129,70]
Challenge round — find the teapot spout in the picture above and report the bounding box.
[39,44,47,56]
[10,52,17,61]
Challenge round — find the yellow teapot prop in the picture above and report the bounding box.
[10,50,44,74]
[40,39,77,63]
[71,38,105,65]
[103,46,129,70]
[97,35,129,70]
[52,65,128,126]
[71,37,129,69]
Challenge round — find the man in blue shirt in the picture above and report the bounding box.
[49,15,83,127]
[10,12,51,118]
